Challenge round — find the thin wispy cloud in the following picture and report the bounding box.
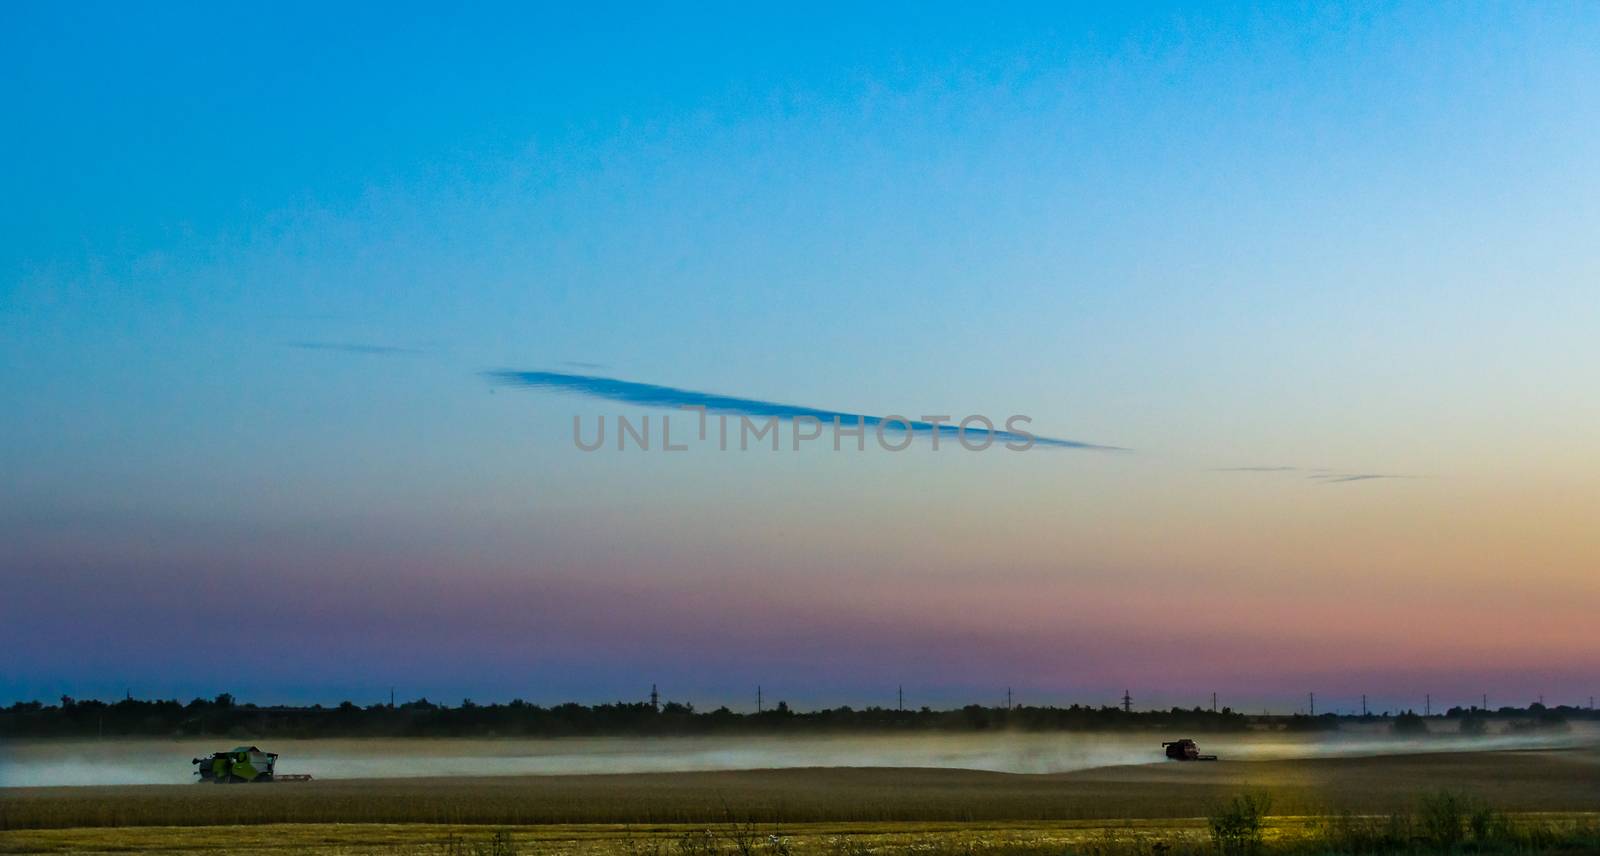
[484,370,1125,451]
[1218,466,1412,484]
[290,341,425,356]
[1308,473,1411,484]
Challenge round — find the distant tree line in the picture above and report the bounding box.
[0,695,1260,738]
[1,694,1588,739]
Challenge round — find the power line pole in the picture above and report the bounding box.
[1309,692,1315,716]
[1006,687,1013,710]
[1482,693,1488,711]
[650,684,659,713]
[898,685,903,712]
[1361,695,1367,716]
[1122,690,1133,714]
[1425,694,1431,716]
[1211,692,1217,713]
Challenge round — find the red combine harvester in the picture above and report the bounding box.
[1161,738,1218,761]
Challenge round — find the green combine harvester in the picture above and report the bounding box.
[191,746,311,783]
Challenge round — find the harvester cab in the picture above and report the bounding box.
[192,746,278,783]
[1161,738,1218,761]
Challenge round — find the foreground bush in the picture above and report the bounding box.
[1208,792,1272,856]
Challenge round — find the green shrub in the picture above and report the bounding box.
[1418,789,1471,849]
[1207,792,1271,856]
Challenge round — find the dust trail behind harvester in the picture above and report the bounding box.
[2,723,1595,787]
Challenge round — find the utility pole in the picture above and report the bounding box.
[1006,687,1013,710]
[1425,694,1431,716]
[1309,692,1315,716]
[1122,690,1133,714]
[757,686,763,714]
[1211,692,1217,713]
[1362,695,1368,716]
[898,685,903,712]
[390,687,395,709]
[1482,693,1488,711]
[650,684,659,713]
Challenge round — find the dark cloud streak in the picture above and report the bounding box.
[485,370,1125,451]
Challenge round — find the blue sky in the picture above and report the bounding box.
[3,2,1598,711]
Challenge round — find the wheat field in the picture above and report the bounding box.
[4,748,1599,854]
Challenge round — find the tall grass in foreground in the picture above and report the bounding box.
[1158,789,1600,854]
[392,795,1600,856]
[1298,790,1600,854]
[4,785,1598,855]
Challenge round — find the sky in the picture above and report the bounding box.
[2,2,1598,714]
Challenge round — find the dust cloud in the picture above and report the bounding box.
[3,722,1595,788]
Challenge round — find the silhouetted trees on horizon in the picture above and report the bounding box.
[1,694,1587,739]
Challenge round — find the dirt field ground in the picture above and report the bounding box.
[6,748,1600,828]
[3,748,1599,853]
